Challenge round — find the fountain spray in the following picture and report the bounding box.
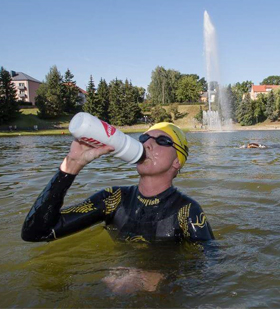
[203,11,232,131]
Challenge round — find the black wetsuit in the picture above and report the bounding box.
[22,170,214,243]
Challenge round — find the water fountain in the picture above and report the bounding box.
[203,11,232,131]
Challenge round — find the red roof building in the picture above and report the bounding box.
[250,85,280,100]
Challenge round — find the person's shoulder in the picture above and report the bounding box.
[104,185,137,195]
[174,189,201,207]
[173,189,205,218]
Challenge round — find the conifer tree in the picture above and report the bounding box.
[83,75,99,116]
[0,67,19,124]
[108,79,123,125]
[275,88,280,119]
[36,65,64,118]
[97,78,110,122]
[265,90,277,120]
[253,93,267,123]
[150,105,172,123]
[236,93,254,125]
[122,80,142,125]
[63,69,80,113]
[225,85,237,121]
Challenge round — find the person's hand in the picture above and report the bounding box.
[60,139,115,174]
[68,139,114,164]
[102,267,164,294]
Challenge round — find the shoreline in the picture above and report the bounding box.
[1,122,280,137]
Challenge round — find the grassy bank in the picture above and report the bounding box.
[0,108,73,130]
[0,107,196,137]
[1,106,279,137]
[0,127,148,137]
[0,108,74,137]
[0,108,150,136]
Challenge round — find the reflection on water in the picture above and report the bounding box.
[0,131,280,308]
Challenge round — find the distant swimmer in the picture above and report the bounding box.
[240,143,267,149]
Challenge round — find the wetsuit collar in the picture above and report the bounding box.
[137,185,176,200]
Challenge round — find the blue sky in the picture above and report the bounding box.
[2,0,280,91]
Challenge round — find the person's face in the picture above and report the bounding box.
[136,130,180,177]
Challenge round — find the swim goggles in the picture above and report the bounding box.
[139,133,188,159]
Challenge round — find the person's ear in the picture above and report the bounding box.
[172,157,181,170]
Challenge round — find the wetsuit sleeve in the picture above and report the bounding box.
[178,202,214,242]
[21,169,109,242]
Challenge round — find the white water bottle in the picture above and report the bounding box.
[69,112,144,164]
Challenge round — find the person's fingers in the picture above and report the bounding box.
[96,145,115,156]
[83,145,114,163]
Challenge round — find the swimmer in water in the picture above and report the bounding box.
[21,122,214,293]
[240,143,267,149]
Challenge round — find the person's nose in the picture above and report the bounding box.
[143,137,154,150]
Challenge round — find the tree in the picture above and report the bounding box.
[252,93,267,123]
[198,77,208,92]
[168,69,181,103]
[275,88,280,118]
[225,85,237,121]
[148,66,180,105]
[236,93,254,126]
[108,78,124,125]
[121,80,142,125]
[150,105,172,123]
[194,105,203,124]
[231,81,253,122]
[36,65,64,118]
[176,75,202,103]
[96,78,110,122]
[233,81,253,94]
[63,69,80,113]
[133,86,145,104]
[0,67,19,124]
[261,75,280,85]
[123,80,138,125]
[169,103,188,120]
[107,79,142,126]
[83,75,100,117]
[148,66,168,105]
[265,90,277,121]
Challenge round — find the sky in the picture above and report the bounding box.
[1,0,280,92]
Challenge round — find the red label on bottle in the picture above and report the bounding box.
[80,137,104,147]
[101,120,116,138]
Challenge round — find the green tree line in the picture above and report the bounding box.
[226,81,280,126]
[0,67,19,124]
[147,66,207,105]
[1,64,280,127]
[36,66,144,126]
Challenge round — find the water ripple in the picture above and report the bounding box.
[1,132,280,307]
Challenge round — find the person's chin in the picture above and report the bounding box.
[137,157,151,166]
[137,160,154,174]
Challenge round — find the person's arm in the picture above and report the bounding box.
[187,202,214,241]
[21,140,114,242]
[178,202,214,242]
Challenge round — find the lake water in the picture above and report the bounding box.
[0,131,280,308]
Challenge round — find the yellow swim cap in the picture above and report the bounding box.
[146,122,188,167]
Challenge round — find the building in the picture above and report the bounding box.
[10,71,87,106]
[11,71,41,106]
[250,84,280,100]
[200,91,208,103]
[200,90,216,105]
